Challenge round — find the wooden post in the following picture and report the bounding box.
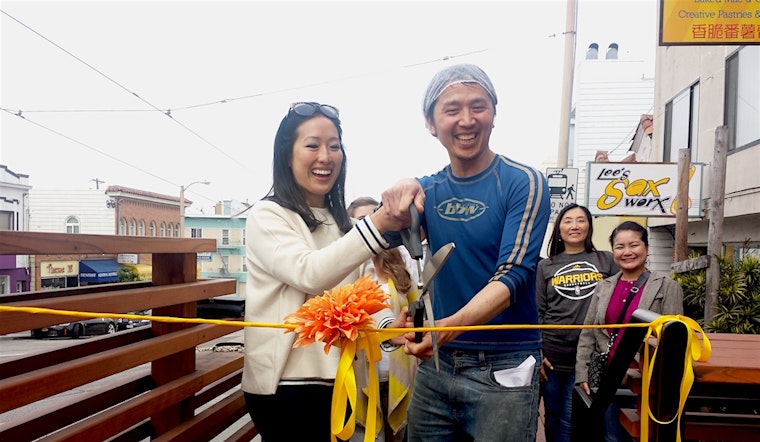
[674,149,691,262]
[705,126,727,324]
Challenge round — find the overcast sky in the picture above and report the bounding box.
[1,0,656,214]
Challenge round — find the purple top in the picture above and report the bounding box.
[605,278,646,360]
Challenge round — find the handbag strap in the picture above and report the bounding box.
[611,271,650,336]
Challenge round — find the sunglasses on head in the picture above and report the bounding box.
[289,102,340,119]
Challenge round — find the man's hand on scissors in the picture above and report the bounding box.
[402,316,460,359]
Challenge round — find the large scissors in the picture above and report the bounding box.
[403,205,455,372]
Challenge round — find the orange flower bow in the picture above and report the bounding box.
[284,274,390,353]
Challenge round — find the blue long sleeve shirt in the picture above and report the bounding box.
[418,155,550,351]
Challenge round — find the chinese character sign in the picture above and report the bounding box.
[585,162,704,217]
[660,0,760,45]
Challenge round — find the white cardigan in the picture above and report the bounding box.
[242,200,385,395]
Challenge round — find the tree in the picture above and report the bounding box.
[674,252,760,334]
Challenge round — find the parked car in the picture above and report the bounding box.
[197,295,244,319]
[31,317,117,339]
[117,310,151,331]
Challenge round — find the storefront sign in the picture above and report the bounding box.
[586,162,704,217]
[660,0,760,45]
[117,253,139,264]
[40,261,79,277]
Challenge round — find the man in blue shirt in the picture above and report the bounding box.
[381,64,551,442]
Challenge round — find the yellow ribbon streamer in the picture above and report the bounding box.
[329,329,401,442]
[639,314,711,441]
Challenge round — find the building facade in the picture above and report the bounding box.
[26,185,183,290]
[651,44,760,260]
[187,200,247,299]
[0,165,32,293]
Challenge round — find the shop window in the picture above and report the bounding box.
[726,46,760,151]
[663,82,699,162]
[65,216,80,233]
[0,275,8,294]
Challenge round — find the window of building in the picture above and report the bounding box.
[150,221,156,237]
[220,255,230,274]
[174,224,180,237]
[606,42,619,60]
[65,216,80,233]
[191,228,202,238]
[138,220,145,236]
[160,222,166,237]
[119,217,127,235]
[222,229,230,245]
[586,43,598,60]
[129,219,136,236]
[0,210,13,230]
[726,46,760,151]
[663,81,699,162]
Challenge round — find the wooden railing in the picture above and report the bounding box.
[0,231,256,441]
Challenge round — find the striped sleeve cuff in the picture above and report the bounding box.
[354,216,390,255]
[377,316,401,352]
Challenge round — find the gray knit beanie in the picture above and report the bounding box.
[422,64,498,117]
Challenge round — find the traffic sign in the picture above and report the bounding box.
[546,168,579,223]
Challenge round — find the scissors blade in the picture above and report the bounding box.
[422,292,440,372]
[419,242,455,294]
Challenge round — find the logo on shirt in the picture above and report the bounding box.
[551,261,605,300]
[436,198,487,222]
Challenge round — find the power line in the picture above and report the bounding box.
[0,107,216,204]
[1,9,250,172]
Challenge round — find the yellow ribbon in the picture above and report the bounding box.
[639,315,711,441]
[330,329,401,442]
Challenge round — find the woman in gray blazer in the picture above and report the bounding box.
[575,221,683,441]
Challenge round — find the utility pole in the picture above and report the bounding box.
[180,180,210,237]
[91,178,105,190]
[557,0,578,168]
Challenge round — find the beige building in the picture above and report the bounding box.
[650,44,760,261]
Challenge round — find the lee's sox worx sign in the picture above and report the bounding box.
[585,162,704,218]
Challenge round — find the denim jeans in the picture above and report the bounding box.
[406,347,541,442]
[540,370,574,442]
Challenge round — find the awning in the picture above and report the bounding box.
[79,259,122,283]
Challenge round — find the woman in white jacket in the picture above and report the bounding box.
[242,102,407,442]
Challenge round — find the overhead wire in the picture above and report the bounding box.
[1,8,249,174]
[1,8,488,208]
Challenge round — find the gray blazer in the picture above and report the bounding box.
[574,271,684,383]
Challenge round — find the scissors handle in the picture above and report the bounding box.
[409,299,425,343]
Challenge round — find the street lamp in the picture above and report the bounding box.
[179,180,210,237]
